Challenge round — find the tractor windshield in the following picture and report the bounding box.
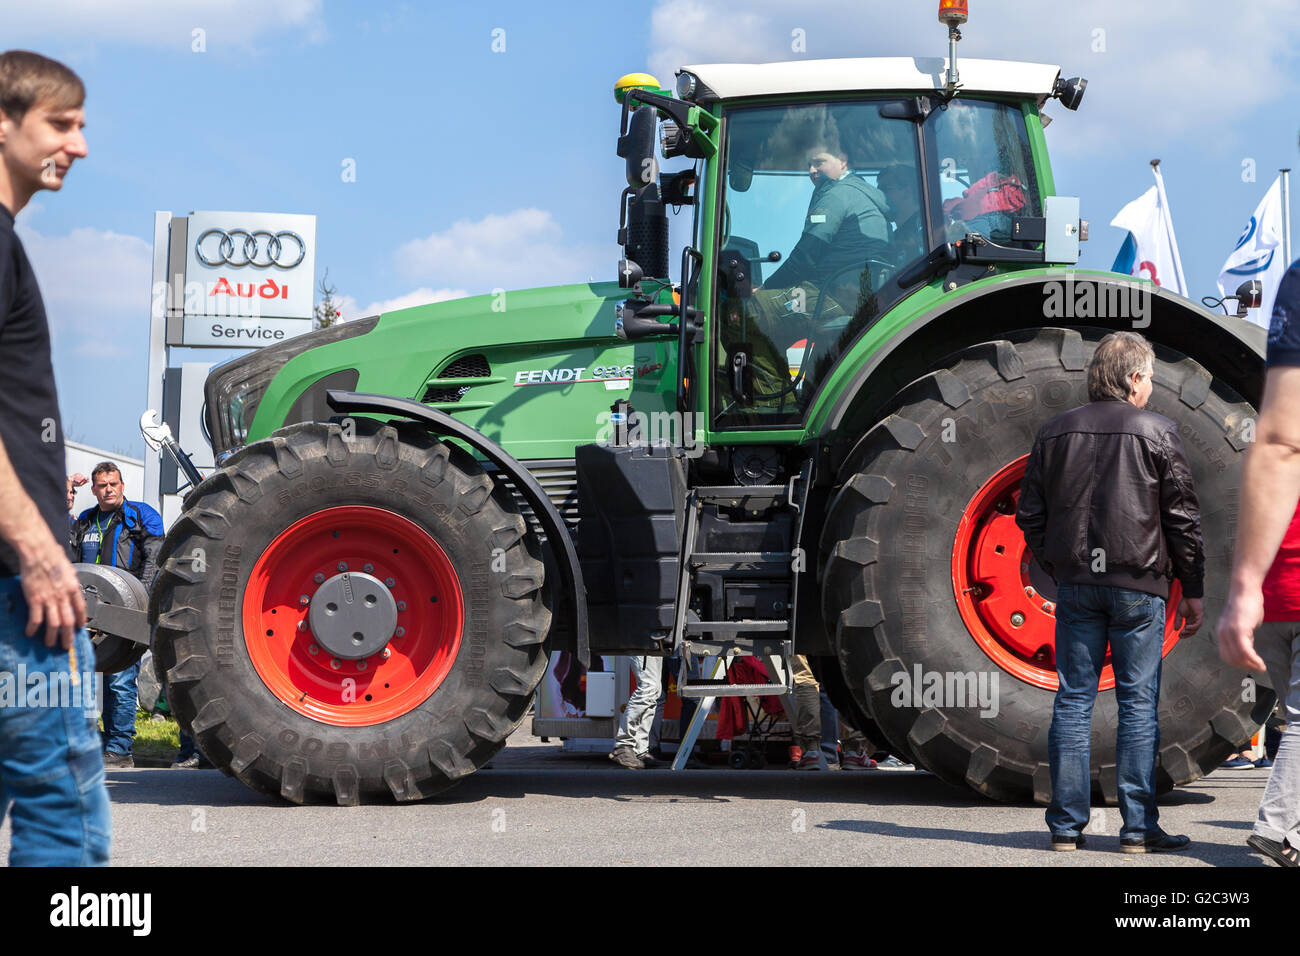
[712,96,1041,429]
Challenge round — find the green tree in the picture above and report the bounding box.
[314,268,343,329]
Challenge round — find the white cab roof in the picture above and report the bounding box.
[680,57,1061,101]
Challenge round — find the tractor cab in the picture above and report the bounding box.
[612,15,1088,436]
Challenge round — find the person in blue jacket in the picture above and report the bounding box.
[71,461,163,768]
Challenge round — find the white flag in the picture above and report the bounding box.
[1217,175,1286,328]
[1110,174,1187,296]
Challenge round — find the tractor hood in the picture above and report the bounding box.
[210,280,645,462]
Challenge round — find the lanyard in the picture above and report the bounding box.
[92,510,118,565]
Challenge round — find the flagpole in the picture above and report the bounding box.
[1150,159,1188,293]
[1283,168,1292,266]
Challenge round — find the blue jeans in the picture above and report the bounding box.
[1047,583,1165,841]
[101,659,140,756]
[0,576,111,865]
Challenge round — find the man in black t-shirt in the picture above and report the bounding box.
[0,49,108,866]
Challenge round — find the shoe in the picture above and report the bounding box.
[795,750,823,771]
[608,746,644,770]
[875,755,915,771]
[103,751,134,769]
[1254,757,1275,769]
[1220,755,1255,769]
[840,751,877,770]
[1050,833,1086,851]
[1121,830,1190,854]
[1246,834,1299,867]
[637,752,664,768]
[171,755,201,769]
[788,745,804,768]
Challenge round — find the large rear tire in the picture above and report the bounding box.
[820,327,1274,802]
[150,420,550,804]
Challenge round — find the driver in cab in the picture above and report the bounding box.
[729,145,890,401]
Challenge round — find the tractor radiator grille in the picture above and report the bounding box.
[485,458,579,541]
[422,353,492,404]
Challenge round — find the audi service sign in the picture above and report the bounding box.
[181,211,316,346]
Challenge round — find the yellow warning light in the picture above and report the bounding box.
[614,72,662,105]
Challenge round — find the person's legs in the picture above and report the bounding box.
[1252,621,1300,849]
[1046,584,1109,837]
[614,656,663,754]
[818,691,838,757]
[0,580,111,865]
[1106,588,1166,839]
[100,659,140,756]
[789,654,821,753]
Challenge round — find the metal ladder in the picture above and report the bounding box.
[669,462,813,767]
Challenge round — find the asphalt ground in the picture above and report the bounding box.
[2,726,1281,869]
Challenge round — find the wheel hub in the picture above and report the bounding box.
[242,505,464,726]
[308,571,397,660]
[952,455,1183,691]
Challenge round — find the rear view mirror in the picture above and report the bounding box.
[728,160,753,192]
[617,105,659,188]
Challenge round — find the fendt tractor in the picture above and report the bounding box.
[98,5,1273,805]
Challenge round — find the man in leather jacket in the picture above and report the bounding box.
[1016,331,1204,854]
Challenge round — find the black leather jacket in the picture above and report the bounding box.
[1014,399,1204,600]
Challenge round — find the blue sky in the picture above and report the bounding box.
[6,0,1299,458]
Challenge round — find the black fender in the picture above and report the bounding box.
[326,390,590,665]
[821,272,1267,475]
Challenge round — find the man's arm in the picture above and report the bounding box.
[1157,427,1205,635]
[1014,438,1052,575]
[136,504,165,592]
[0,432,86,648]
[1217,366,1300,669]
[1157,428,1205,597]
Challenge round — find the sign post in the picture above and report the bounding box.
[145,210,317,521]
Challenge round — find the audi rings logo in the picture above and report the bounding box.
[195,228,306,269]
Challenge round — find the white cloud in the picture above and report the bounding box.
[649,0,1300,152]
[15,212,154,355]
[13,210,154,454]
[394,208,609,292]
[3,0,325,49]
[334,287,470,321]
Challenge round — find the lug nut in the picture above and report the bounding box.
[385,577,395,587]
[1024,586,1035,596]
[363,563,374,574]
[396,601,407,612]
[297,621,307,631]
[357,660,368,671]
[314,573,325,584]
[395,627,406,638]
[330,658,341,670]
[337,562,349,572]
[1041,602,1053,614]
[308,644,319,655]
[299,594,310,606]
[1010,612,1025,627]
[382,648,391,659]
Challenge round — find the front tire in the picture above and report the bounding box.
[820,327,1273,802]
[150,420,550,804]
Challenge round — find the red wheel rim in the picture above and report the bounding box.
[242,505,464,725]
[951,456,1183,691]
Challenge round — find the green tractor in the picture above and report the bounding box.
[151,17,1272,805]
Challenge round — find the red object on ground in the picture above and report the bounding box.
[716,657,786,740]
